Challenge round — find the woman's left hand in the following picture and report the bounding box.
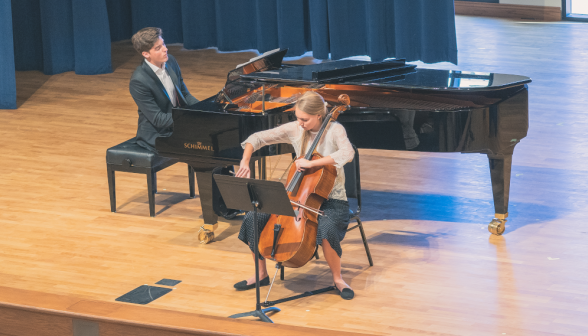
[295,158,314,172]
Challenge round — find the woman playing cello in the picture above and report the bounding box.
[234,91,356,300]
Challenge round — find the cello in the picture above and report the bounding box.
[258,94,351,268]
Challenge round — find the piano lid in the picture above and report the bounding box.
[241,60,532,91]
[220,48,289,102]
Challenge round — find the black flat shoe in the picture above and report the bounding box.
[221,209,244,220]
[233,276,270,291]
[338,287,354,300]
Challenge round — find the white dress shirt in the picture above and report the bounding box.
[145,59,177,107]
[242,121,355,201]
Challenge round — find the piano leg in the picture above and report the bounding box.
[247,157,268,180]
[192,160,264,243]
[259,157,266,180]
[194,170,219,224]
[487,154,512,235]
[189,165,195,198]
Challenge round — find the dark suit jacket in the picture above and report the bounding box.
[129,54,199,152]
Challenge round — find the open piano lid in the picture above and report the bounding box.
[242,58,416,84]
[218,48,288,102]
[241,59,531,91]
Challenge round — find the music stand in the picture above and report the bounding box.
[214,174,295,323]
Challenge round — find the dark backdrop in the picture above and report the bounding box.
[458,0,498,3]
[2,0,457,109]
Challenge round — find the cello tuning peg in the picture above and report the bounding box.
[338,94,350,105]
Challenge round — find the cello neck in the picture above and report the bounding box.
[286,94,349,193]
[285,114,333,192]
[304,113,333,160]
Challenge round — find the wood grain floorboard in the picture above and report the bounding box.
[2,15,588,335]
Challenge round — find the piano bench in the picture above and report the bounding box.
[106,138,195,217]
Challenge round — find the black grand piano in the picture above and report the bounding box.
[156,49,530,241]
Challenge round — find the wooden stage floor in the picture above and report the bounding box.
[2,16,588,335]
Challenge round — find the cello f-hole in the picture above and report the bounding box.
[271,224,281,259]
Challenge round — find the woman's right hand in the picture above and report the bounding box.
[236,143,254,178]
[235,159,251,178]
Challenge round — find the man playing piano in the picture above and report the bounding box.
[129,27,199,152]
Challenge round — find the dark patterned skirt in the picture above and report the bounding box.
[238,199,350,259]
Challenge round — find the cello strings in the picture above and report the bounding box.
[290,201,325,216]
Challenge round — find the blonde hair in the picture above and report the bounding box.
[295,91,327,154]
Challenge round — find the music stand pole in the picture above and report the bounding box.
[227,183,280,322]
[215,175,295,323]
[215,175,295,322]
[248,183,280,321]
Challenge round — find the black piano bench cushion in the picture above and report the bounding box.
[106,138,172,168]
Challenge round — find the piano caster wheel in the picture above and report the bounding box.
[488,218,506,236]
[198,229,215,244]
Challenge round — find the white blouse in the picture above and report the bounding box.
[241,121,355,201]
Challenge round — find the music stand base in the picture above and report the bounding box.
[213,176,293,325]
[261,285,336,307]
[229,307,281,323]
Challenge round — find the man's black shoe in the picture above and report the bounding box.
[221,209,244,220]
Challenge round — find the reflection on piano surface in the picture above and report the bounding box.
[156,49,531,240]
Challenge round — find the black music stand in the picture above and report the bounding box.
[214,174,295,323]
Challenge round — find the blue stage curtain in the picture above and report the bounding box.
[39,0,75,74]
[72,0,112,75]
[308,0,330,59]
[134,0,456,62]
[276,0,310,56]
[254,0,278,53]
[130,0,183,44]
[324,0,457,63]
[1,0,17,109]
[106,0,132,42]
[7,0,457,109]
[213,0,258,51]
[10,0,113,75]
[9,0,457,68]
[181,0,217,50]
[11,0,43,71]
[326,0,367,60]
[391,0,458,64]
